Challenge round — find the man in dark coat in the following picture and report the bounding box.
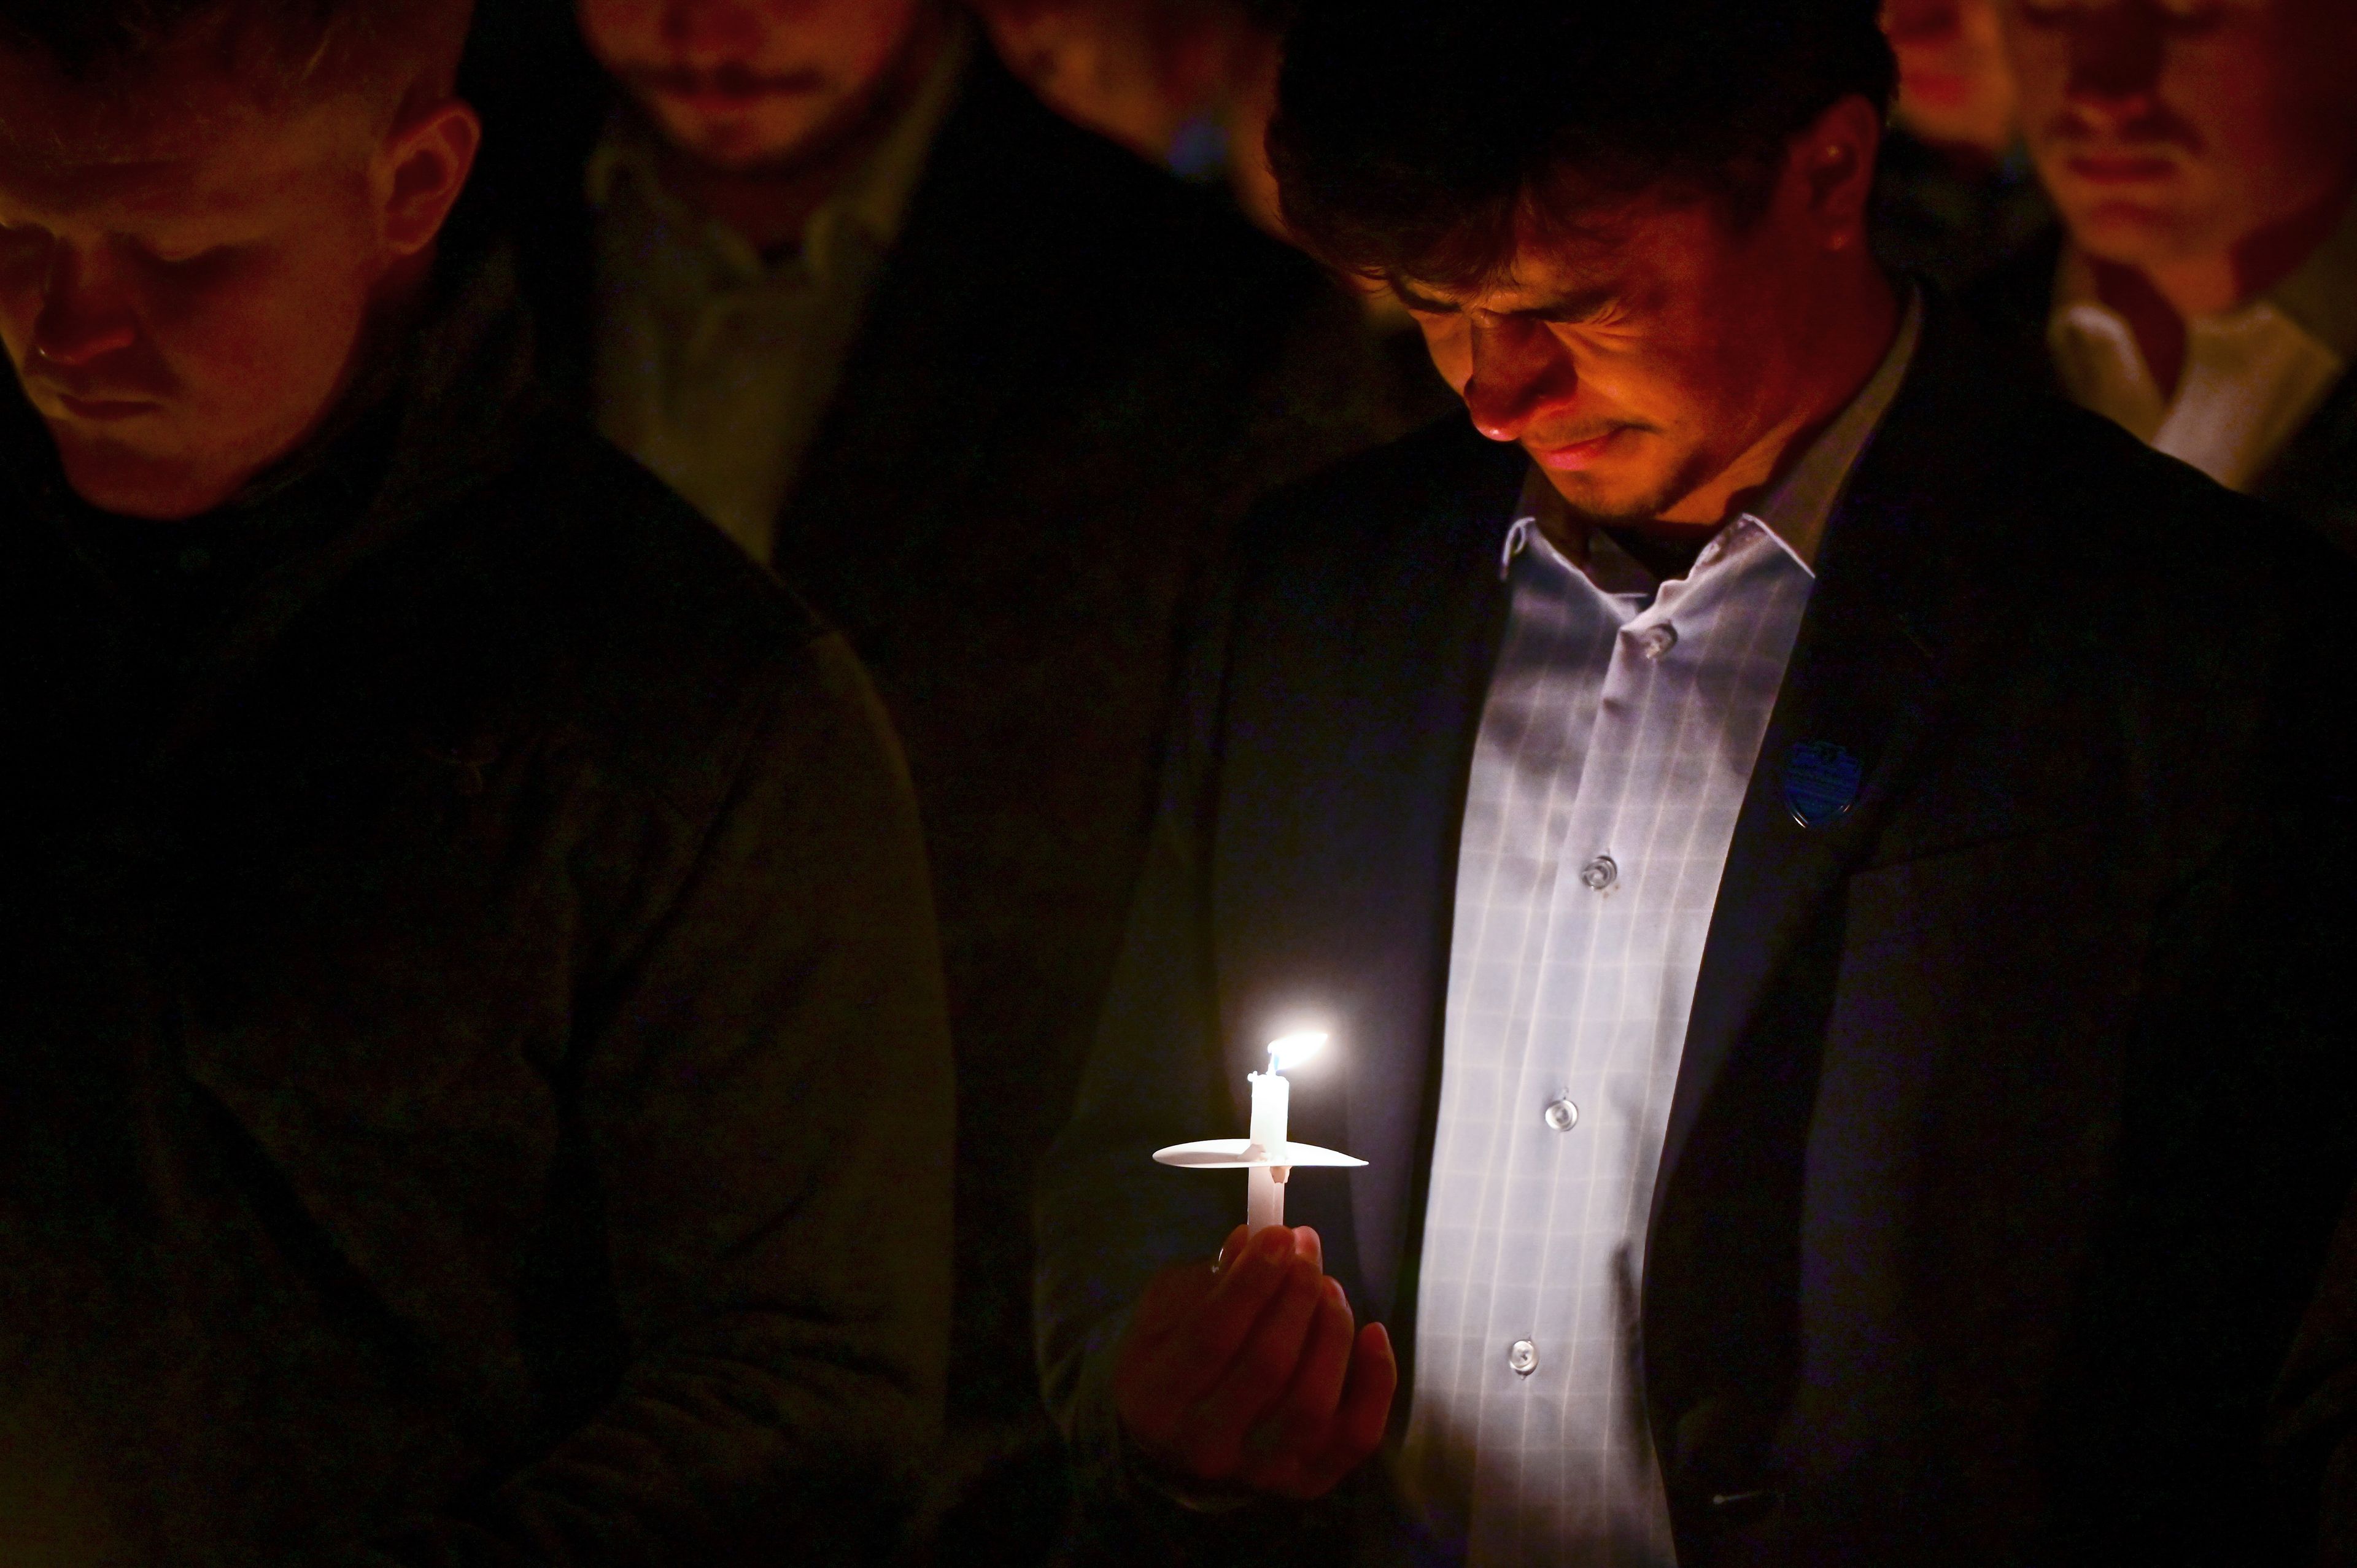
[1962,0,2357,552]
[0,2,951,1561]
[1035,0,2357,1562]
[474,1,1391,1550]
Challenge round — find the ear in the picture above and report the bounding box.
[374,98,484,258]
[1786,93,1885,255]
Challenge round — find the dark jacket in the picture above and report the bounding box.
[1867,131,2053,299]
[0,237,953,1566]
[1966,225,2357,554]
[490,31,1394,1538]
[1035,304,2357,1564]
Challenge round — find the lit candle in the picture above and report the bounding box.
[1246,1032,1326,1234]
[1151,1032,1364,1227]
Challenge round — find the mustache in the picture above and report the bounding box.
[21,353,173,406]
[622,62,826,101]
[2041,104,2204,158]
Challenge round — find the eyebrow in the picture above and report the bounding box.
[1393,280,1622,323]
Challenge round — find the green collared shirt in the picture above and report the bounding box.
[587,23,970,561]
[2051,191,2357,492]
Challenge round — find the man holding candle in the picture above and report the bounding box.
[1035,0,2357,1561]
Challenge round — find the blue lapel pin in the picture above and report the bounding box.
[1784,741,1863,828]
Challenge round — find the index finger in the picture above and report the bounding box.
[1188,1225,1301,1367]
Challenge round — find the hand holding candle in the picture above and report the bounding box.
[1118,1029,1391,1498]
[1112,1222,1397,1500]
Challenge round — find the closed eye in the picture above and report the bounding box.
[1536,293,1622,327]
[137,241,228,269]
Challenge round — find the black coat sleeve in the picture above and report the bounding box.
[1031,572,1361,1568]
[362,633,954,1566]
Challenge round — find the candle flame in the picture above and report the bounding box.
[1266,1032,1328,1073]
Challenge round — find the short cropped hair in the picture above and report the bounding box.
[1269,0,1896,288]
[0,0,474,105]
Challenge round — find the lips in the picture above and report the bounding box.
[2064,152,2180,185]
[1530,430,1625,471]
[635,64,825,110]
[49,390,159,422]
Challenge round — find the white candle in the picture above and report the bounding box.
[1246,1070,1290,1234]
[1245,1033,1327,1235]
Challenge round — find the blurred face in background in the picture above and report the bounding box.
[978,0,1253,164]
[578,0,933,171]
[2005,0,2357,276]
[1884,0,2019,155]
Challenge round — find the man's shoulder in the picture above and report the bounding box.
[424,420,868,801]
[1970,374,2337,590]
[493,416,826,639]
[1863,328,2357,723]
[1240,412,1520,566]
[2258,366,2357,554]
[1951,223,2065,395]
[919,55,1338,335]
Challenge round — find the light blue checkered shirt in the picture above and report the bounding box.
[1396,301,1921,1566]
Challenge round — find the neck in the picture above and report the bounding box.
[1658,260,1902,530]
[1894,104,2014,178]
[2095,172,2355,399]
[657,8,947,258]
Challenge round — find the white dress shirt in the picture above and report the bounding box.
[2049,196,2357,492]
[587,24,970,562]
[1396,299,1922,1567]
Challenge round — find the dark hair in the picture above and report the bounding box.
[1269,0,1896,288]
[0,0,472,99]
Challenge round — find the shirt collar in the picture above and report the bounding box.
[2267,190,2357,358]
[586,16,971,285]
[1504,286,1923,580]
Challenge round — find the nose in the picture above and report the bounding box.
[1461,314,1576,446]
[2061,1,2164,124]
[660,0,763,57]
[30,243,139,369]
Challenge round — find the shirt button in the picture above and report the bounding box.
[1580,854,1618,892]
[1544,1098,1579,1132]
[1637,624,1678,660]
[1508,1339,1539,1376]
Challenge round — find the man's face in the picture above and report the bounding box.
[1399,191,1838,527]
[2005,0,2357,271]
[0,61,411,521]
[1886,0,2019,153]
[578,0,931,172]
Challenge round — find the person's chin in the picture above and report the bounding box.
[652,96,831,171]
[2048,155,2194,240]
[1532,460,1674,526]
[2061,191,2202,271]
[48,427,233,522]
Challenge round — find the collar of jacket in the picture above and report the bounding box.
[1648,303,1980,1230]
